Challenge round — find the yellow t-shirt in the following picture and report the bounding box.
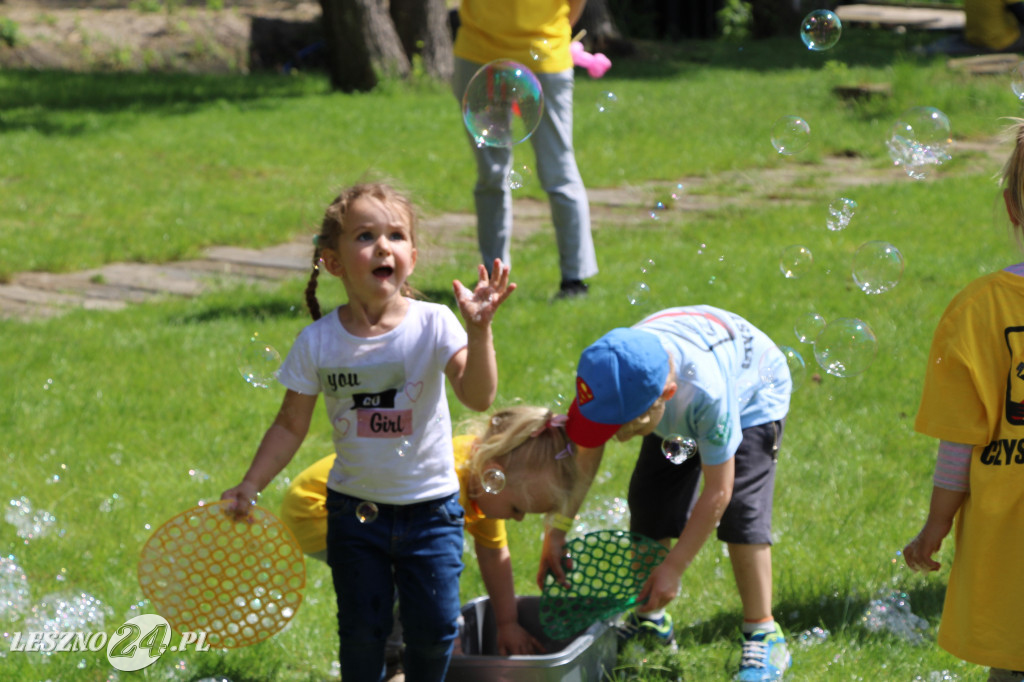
[965,0,1021,51]
[915,268,1024,670]
[454,0,574,73]
[279,434,507,555]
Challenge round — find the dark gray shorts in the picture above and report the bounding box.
[627,419,785,545]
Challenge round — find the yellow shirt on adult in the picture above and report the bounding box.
[454,0,575,73]
[965,0,1022,51]
[915,268,1024,670]
[279,434,507,556]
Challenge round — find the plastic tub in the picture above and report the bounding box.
[447,595,618,682]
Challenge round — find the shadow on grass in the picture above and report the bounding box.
[668,580,948,649]
[596,28,939,82]
[172,299,305,325]
[0,69,329,135]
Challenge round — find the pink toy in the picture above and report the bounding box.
[570,41,611,79]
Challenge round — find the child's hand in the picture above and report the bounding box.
[496,621,546,656]
[453,259,516,327]
[220,481,260,520]
[636,562,681,614]
[536,528,572,589]
[902,520,950,572]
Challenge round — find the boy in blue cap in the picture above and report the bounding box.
[538,305,793,682]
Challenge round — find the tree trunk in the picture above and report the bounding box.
[318,0,409,93]
[390,0,453,82]
[577,0,634,56]
[751,0,805,39]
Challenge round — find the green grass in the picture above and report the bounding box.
[1,27,1017,681]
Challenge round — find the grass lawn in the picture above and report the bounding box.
[1,25,1019,681]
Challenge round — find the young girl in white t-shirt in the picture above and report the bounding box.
[221,182,515,682]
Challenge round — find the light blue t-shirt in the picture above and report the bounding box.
[634,306,791,465]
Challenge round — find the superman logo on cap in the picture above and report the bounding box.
[577,376,594,405]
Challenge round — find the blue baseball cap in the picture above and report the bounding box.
[566,327,670,448]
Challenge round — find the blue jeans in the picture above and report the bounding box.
[326,489,464,682]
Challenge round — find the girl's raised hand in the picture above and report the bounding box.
[453,259,517,326]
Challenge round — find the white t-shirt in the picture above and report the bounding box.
[277,300,468,504]
[635,305,792,466]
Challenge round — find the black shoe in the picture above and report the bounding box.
[555,279,589,299]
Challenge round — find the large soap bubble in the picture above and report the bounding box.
[813,317,878,378]
[462,60,544,148]
[800,10,842,51]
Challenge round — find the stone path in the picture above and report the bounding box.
[0,137,1006,321]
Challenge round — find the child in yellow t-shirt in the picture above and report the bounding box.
[281,405,579,657]
[903,119,1024,679]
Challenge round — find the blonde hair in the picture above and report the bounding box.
[1000,117,1024,245]
[304,183,418,321]
[466,406,580,515]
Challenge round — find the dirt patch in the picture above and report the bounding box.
[0,0,325,72]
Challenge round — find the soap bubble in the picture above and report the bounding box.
[529,39,551,64]
[355,501,378,524]
[771,116,810,155]
[627,282,651,306]
[813,317,877,377]
[1012,61,1024,100]
[760,345,803,391]
[886,107,952,180]
[661,434,697,465]
[462,60,544,148]
[649,201,667,221]
[237,333,281,389]
[852,240,905,294]
[596,91,617,113]
[827,197,858,231]
[481,468,506,494]
[779,245,813,278]
[506,164,532,190]
[796,626,830,646]
[780,345,806,391]
[800,10,842,51]
[794,313,826,344]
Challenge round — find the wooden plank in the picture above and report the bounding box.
[835,4,965,30]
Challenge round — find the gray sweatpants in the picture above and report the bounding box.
[452,57,599,282]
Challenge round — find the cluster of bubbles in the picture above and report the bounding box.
[795,626,830,647]
[826,197,857,231]
[761,344,806,391]
[462,60,545,148]
[860,590,930,645]
[569,496,630,535]
[6,496,57,542]
[912,672,960,682]
[886,106,953,180]
[237,332,281,389]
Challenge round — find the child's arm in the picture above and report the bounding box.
[476,543,545,655]
[221,390,318,517]
[903,486,966,572]
[447,259,517,412]
[536,443,605,588]
[636,458,734,612]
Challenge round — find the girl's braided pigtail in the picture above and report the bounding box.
[305,236,323,321]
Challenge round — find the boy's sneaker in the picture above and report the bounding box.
[737,627,791,681]
[616,612,676,648]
